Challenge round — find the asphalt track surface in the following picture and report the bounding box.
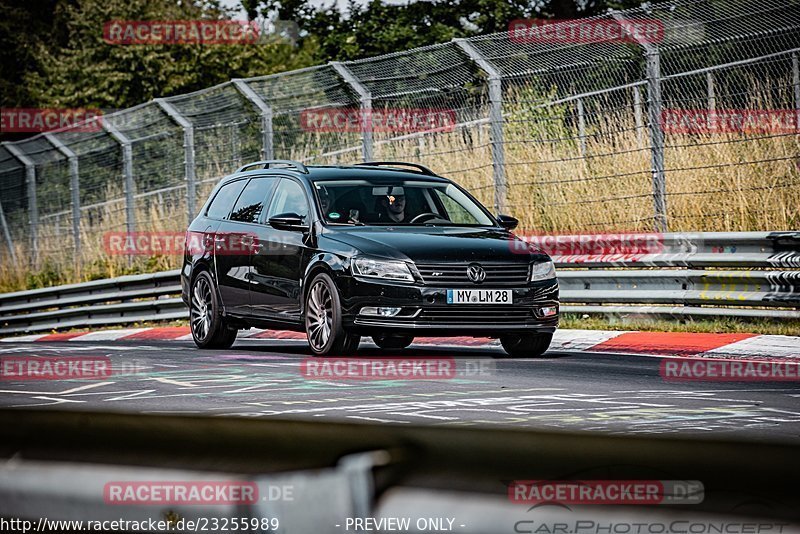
[1,338,799,443]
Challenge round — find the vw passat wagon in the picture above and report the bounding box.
[181,160,558,357]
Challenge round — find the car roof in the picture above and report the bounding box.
[226,165,452,184]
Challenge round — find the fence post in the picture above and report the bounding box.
[633,86,644,148]
[4,142,38,266]
[706,72,716,111]
[155,99,196,225]
[646,48,668,232]
[43,133,81,261]
[576,98,587,157]
[612,12,667,232]
[0,198,16,264]
[793,52,799,125]
[453,38,508,214]
[101,118,136,242]
[232,79,274,160]
[330,62,373,162]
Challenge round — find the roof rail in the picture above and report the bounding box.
[235,160,309,174]
[353,161,437,176]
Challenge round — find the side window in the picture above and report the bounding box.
[267,179,309,221]
[433,190,480,224]
[229,178,274,223]
[206,179,247,220]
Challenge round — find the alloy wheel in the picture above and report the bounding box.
[306,280,333,351]
[190,276,214,341]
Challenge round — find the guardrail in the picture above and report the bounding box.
[2,410,800,529]
[0,232,798,335]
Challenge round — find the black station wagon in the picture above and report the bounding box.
[181,160,558,357]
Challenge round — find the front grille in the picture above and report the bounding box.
[419,306,535,324]
[416,262,530,286]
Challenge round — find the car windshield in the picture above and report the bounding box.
[312,179,495,226]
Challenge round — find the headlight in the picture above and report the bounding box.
[530,260,556,281]
[352,257,414,282]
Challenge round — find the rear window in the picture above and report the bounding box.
[206,179,247,220]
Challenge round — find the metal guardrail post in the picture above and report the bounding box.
[330,62,374,163]
[453,38,508,214]
[0,198,16,264]
[43,133,81,260]
[155,99,197,225]
[232,79,274,160]
[4,143,38,266]
[101,118,136,241]
[612,12,667,232]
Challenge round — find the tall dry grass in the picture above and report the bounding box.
[2,88,798,292]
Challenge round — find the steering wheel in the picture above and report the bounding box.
[408,212,440,224]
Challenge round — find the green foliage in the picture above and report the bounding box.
[258,0,646,63]
[7,0,318,110]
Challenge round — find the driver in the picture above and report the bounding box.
[377,189,406,223]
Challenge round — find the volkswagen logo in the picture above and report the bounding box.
[466,263,486,284]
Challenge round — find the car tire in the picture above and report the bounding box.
[189,271,238,350]
[499,333,552,358]
[305,272,360,356]
[372,333,414,350]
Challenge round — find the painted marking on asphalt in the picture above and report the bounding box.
[151,377,198,387]
[1,334,46,342]
[0,382,113,396]
[590,331,758,355]
[121,327,191,340]
[69,329,150,341]
[38,332,88,342]
[704,335,800,358]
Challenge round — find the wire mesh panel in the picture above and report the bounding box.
[55,127,125,267]
[106,103,186,235]
[164,82,263,202]
[346,42,496,204]
[0,0,798,283]
[661,53,800,231]
[10,137,73,266]
[245,65,360,165]
[0,146,28,266]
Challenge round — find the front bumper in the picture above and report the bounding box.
[337,275,559,337]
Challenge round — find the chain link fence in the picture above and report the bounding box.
[1,0,798,278]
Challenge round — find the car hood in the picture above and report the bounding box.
[323,226,548,263]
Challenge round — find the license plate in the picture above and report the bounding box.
[446,289,513,304]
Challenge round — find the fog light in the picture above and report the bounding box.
[540,306,558,317]
[360,306,402,317]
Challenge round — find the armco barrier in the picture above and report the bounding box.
[0,232,798,334]
[1,409,800,529]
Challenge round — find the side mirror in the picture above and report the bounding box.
[496,214,519,231]
[268,212,308,231]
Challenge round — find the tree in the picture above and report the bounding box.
[13,0,318,110]
[253,0,646,63]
